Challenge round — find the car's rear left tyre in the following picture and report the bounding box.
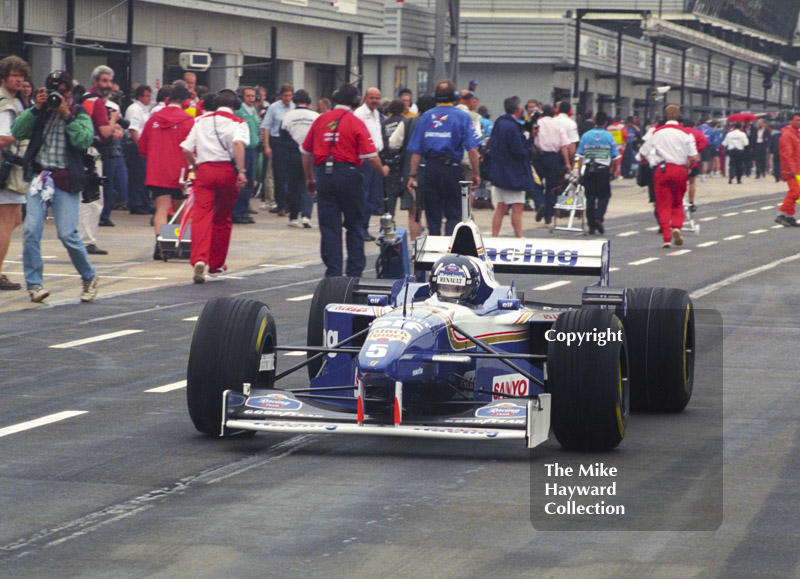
[306,276,359,380]
[547,309,629,451]
[622,287,694,412]
[187,297,277,436]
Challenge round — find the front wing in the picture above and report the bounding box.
[222,387,551,448]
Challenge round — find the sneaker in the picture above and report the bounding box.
[287,219,302,228]
[301,216,312,228]
[661,242,671,249]
[671,228,683,246]
[0,274,21,290]
[689,203,697,213]
[775,214,799,227]
[85,244,108,255]
[208,264,228,276]
[28,285,49,302]
[193,261,206,284]
[80,276,98,302]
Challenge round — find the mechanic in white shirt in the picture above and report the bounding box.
[353,87,384,238]
[638,104,699,248]
[554,100,579,157]
[180,89,249,283]
[280,89,319,228]
[124,84,152,143]
[721,122,749,184]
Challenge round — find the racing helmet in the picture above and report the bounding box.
[430,255,482,304]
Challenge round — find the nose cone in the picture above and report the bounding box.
[357,313,440,380]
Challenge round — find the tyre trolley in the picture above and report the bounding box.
[550,174,588,234]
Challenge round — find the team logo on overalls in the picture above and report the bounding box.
[432,114,448,128]
[326,119,341,131]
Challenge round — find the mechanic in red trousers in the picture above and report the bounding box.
[775,112,800,227]
[180,89,248,283]
[639,105,699,248]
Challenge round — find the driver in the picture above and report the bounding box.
[430,254,489,305]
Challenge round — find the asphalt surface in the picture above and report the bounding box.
[1,176,799,577]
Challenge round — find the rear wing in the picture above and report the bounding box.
[414,235,610,285]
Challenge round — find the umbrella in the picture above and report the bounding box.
[727,112,758,123]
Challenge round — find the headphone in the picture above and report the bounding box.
[331,86,361,108]
[216,88,242,110]
[434,91,459,104]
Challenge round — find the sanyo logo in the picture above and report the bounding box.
[484,245,578,267]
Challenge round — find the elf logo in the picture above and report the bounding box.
[492,372,528,400]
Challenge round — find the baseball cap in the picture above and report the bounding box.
[469,80,478,86]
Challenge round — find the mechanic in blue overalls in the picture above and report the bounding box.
[406,79,481,236]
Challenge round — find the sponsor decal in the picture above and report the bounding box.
[445,418,526,425]
[484,244,578,267]
[372,318,429,333]
[246,394,303,411]
[367,328,411,343]
[243,410,324,418]
[431,114,448,128]
[457,370,476,393]
[255,422,339,431]
[476,402,527,418]
[412,367,424,376]
[437,274,467,286]
[492,372,529,399]
[329,304,373,314]
[411,426,500,438]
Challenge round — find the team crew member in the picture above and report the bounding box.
[138,84,194,239]
[180,89,249,283]
[280,89,319,228]
[406,79,481,236]
[775,112,800,227]
[573,111,620,235]
[301,83,389,277]
[721,122,749,184]
[638,105,699,248]
[533,104,571,224]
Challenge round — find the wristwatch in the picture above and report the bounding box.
[409,174,417,178]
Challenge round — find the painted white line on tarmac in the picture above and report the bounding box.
[532,280,571,291]
[146,380,186,393]
[609,267,620,272]
[762,206,774,210]
[749,229,768,234]
[4,272,169,281]
[724,235,744,240]
[183,316,198,322]
[697,241,719,247]
[629,257,659,266]
[49,329,144,349]
[285,351,306,356]
[722,212,740,217]
[771,224,784,229]
[668,249,691,256]
[699,216,718,222]
[0,411,88,438]
[691,253,800,300]
[645,226,660,231]
[741,209,757,214]
[617,231,639,237]
[287,294,314,302]
[258,263,304,269]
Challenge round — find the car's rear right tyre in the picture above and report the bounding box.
[306,276,359,380]
[622,287,694,412]
[547,309,629,451]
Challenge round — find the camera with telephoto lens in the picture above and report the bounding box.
[81,152,105,203]
[523,111,542,133]
[46,90,64,110]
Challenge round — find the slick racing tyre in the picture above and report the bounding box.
[547,309,629,451]
[307,276,359,380]
[622,288,694,412]
[187,297,277,436]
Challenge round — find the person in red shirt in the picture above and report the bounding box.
[681,119,707,212]
[776,112,800,227]
[138,84,195,240]
[180,89,248,283]
[301,83,389,277]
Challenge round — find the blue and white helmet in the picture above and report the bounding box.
[430,255,483,304]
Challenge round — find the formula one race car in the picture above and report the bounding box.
[187,192,694,451]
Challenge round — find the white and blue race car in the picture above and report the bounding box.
[187,219,694,451]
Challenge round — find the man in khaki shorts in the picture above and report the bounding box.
[488,96,535,237]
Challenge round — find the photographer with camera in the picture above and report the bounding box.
[11,70,98,302]
[0,56,31,291]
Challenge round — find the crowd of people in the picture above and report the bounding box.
[2,51,798,299]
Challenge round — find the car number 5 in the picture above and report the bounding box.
[365,343,388,358]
